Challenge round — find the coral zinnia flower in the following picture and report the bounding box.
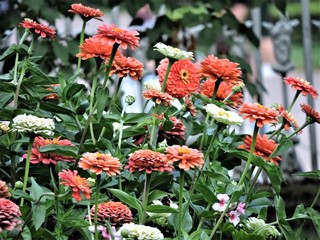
[238,134,281,165]
[284,76,318,99]
[110,56,144,80]
[157,58,200,98]
[59,169,91,202]
[79,152,121,175]
[96,24,140,50]
[199,55,242,84]
[23,136,75,165]
[200,79,243,107]
[69,3,104,21]
[277,105,301,133]
[165,145,204,170]
[143,89,174,106]
[184,96,197,117]
[76,37,122,60]
[0,180,11,198]
[239,102,279,128]
[0,198,21,232]
[19,18,56,39]
[125,149,173,174]
[301,104,320,124]
[89,201,133,225]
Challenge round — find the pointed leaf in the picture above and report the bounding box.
[146,205,178,213]
[294,170,320,179]
[38,145,79,158]
[40,102,76,115]
[108,188,142,213]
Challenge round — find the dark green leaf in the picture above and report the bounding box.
[269,137,293,160]
[274,0,287,15]
[40,102,76,115]
[202,171,230,183]
[232,229,264,240]
[23,0,44,12]
[294,170,320,178]
[63,83,86,101]
[308,208,320,238]
[108,188,142,213]
[123,113,151,124]
[278,219,296,240]
[275,196,286,220]
[96,87,110,121]
[196,184,215,203]
[264,163,283,195]
[38,145,79,158]
[188,230,210,240]
[53,41,69,64]
[146,205,178,213]
[162,118,174,131]
[0,44,28,61]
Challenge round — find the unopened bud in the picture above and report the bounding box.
[0,122,10,134]
[232,82,245,93]
[15,181,24,189]
[125,95,136,106]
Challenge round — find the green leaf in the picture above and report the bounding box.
[188,229,210,240]
[32,203,47,230]
[21,226,32,240]
[29,177,45,201]
[63,83,86,101]
[294,170,320,178]
[264,163,283,195]
[27,61,53,83]
[269,137,293,160]
[96,87,110,121]
[168,205,193,233]
[108,188,142,213]
[226,183,242,195]
[23,0,44,13]
[12,190,35,202]
[0,44,28,61]
[275,195,286,220]
[202,171,230,183]
[278,219,296,240]
[146,205,178,213]
[308,208,320,238]
[38,145,79,158]
[196,184,215,203]
[53,41,69,64]
[123,113,151,124]
[40,102,76,115]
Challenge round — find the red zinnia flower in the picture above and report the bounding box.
[284,76,318,99]
[59,169,91,202]
[79,152,121,176]
[239,102,279,128]
[23,136,75,165]
[200,79,243,107]
[301,104,320,124]
[199,55,242,84]
[95,24,140,50]
[89,201,133,225]
[165,145,204,170]
[125,149,173,174]
[110,56,144,80]
[0,180,11,198]
[0,198,21,232]
[20,18,56,39]
[277,105,301,133]
[143,89,174,106]
[238,134,281,165]
[69,3,104,21]
[157,58,200,98]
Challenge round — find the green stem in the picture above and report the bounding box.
[245,166,263,204]
[178,170,185,240]
[94,175,101,240]
[87,203,95,240]
[141,173,151,224]
[161,59,174,92]
[102,43,119,88]
[197,203,211,230]
[212,79,221,101]
[307,186,320,212]
[199,114,210,150]
[222,90,235,103]
[112,77,124,103]
[149,104,159,147]
[77,21,87,73]
[20,136,34,206]
[287,121,309,139]
[287,90,301,113]
[12,30,29,85]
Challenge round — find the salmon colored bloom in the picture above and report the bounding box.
[239,102,279,128]
[68,3,104,21]
[59,169,91,202]
[157,58,200,98]
[79,152,121,176]
[199,55,242,84]
[200,79,243,107]
[165,145,204,170]
[20,18,56,39]
[110,56,144,80]
[96,24,140,50]
[125,149,173,174]
[0,198,21,232]
[184,96,197,117]
[0,180,11,198]
[301,104,320,124]
[89,201,133,225]
[277,105,301,133]
[284,76,318,99]
[143,89,173,106]
[238,134,281,165]
[23,136,75,165]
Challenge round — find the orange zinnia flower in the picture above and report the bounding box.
[76,37,122,60]
[143,89,174,106]
[59,169,91,202]
[95,24,140,50]
[20,18,56,39]
[165,145,204,171]
[284,76,318,99]
[23,136,75,165]
[79,152,121,176]
[156,58,200,98]
[239,102,279,128]
[89,201,133,225]
[199,55,242,84]
[0,198,21,232]
[238,134,281,165]
[200,79,243,107]
[277,105,301,133]
[0,180,11,198]
[301,104,320,124]
[125,149,173,174]
[110,56,144,80]
[69,3,104,21]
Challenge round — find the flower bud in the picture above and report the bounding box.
[0,122,10,134]
[15,181,24,189]
[232,82,245,93]
[87,177,96,187]
[125,95,136,106]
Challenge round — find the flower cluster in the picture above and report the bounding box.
[118,223,164,240]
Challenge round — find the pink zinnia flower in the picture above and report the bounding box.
[0,198,21,232]
[284,76,318,99]
[69,3,104,21]
[20,18,56,39]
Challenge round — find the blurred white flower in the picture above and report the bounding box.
[154,42,194,60]
[204,104,243,125]
[244,217,280,238]
[144,79,161,91]
[118,223,164,240]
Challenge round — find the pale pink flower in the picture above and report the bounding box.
[229,210,240,226]
[236,202,246,215]
[212,194,229,212]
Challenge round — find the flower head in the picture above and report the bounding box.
[118,223,164,240]
[96,24,140,50]
[59,169,91,202]
[20,18,56,39]
[284,76,318,99]
[236,202,246,215]
[23,136,75,165]
[0,180,11,198]
[0,123,10,135]
[12,114,55,136]
[0,198,21,232]
[277,105,301,133]
[212,193,230,212]
[156,58,200,98]
[89,201,133,225]
[244,217,280,238]
[110,56,144,80]
[229,210,240,226]
[238,134,281,165]
[239,102,279,128]
[79,152,121,176]
[301,104,320,124]
[204,104,243,125]
[143,89,174,106]
[154,42,194,60]
[165,145,204,171]
[69,3,104,21]
[144,79,161,91]
[184,96,197,116]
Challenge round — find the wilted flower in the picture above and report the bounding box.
[0,123,10,135]
[12,114,55,136]
[0,198,21,232]
[277,105,301,132]
[154,42,194,60]
[204,104,243,125]
[184,96,197,116]
[118,223,164,240]
[244,217,280,238]
[284,76,318,99]
[143,89,174,106]
[59,169,91,202]
[110,56,144,80]
[0,180,11,198]
[19,18,56,39]
[212,193,230,212]
[301,103,320,124]
[158,114,186,144]
[68,3,104,21]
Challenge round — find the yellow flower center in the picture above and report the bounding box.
[179,69,190,84]
[177,147,191,155]
[113,27,122,33]
[74,175,86,185]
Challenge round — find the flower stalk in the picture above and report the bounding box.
[94,174,101,240]
[178,169,185,240]
[141,173,151,224]
[77,21,87,73]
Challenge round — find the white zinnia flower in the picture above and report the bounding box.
[144,79,161,91]
[204,104,243,125]
[244,217,280,238]
[154,42,194,60]
[118,223,164,240]
[12,114,55,136]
